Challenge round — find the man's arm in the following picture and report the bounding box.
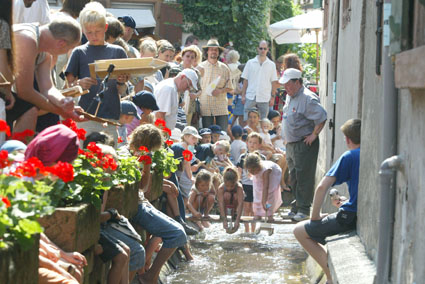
[269,80,279,107]
[304,120,326,146]
[241,79,248,104]
[311,176,336,220]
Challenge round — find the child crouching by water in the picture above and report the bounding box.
[217,167,244,234]
[245,152,283,221]
[187,170,216,231]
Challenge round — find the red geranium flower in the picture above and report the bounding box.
[1,196,11,208]
[0,120,11,137]
[60,119,86,140]
[138,146,149,154]
[138,155,152,165]
[163,127,171,137]
[99,154,118,171]
[10,129,35,143]
[154,119,166,128]
[47,161,74,183]
[117,137,123,143]
[0,150,10,168]
[182,150,193,161]
[87,142,103,159]
[14,157,46,177]
[165,140,173,147]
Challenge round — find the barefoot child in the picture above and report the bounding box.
[217,167,244,234]
[236,132,264,233]
[187,170,216,231]
[245,152,283,221]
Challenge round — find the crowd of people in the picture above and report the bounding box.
[0,1,362,284]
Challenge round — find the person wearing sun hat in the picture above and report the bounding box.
[197,39,234,131]
[280,67,327,222]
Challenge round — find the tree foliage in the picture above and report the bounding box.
[178,0,272,61]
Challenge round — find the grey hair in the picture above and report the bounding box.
[48,16,82,44]
[226,50,240,64]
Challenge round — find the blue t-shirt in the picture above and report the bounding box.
[326,147,360,212]
[65,43,127,120]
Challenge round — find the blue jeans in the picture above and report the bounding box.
[103,224,145,271]
[243,98,269,121]
[132,203,187,248]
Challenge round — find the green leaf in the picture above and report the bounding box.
[18,219,43,235]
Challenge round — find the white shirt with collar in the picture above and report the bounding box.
[154,78,179,129]
[241,56,278,103]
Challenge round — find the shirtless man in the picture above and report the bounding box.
[7,16,84,132]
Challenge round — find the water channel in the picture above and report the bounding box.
[165,222,310,283]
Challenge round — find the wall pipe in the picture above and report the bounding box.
[374,0,399,282]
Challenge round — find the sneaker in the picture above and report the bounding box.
[283,211,296,218]
[292,212,310,222]
[179,220,199,235]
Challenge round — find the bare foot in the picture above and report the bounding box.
[201,220,211,228]
[195,221,204,231]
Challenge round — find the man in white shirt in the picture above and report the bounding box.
[154,69,199,129]
[13,0,50,25]
[241,40,278,120]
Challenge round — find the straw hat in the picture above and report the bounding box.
[202,39,225,53]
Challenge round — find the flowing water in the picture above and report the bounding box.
[164,222,310,284]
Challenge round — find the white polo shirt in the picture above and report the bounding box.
[241,56,278,103]
[154,78,179,129]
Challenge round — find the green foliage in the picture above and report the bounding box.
[0,176,54,250]
[292,43,321,82]
[151,148,180,177]
[111,155,141,186]
[179,0,272,61]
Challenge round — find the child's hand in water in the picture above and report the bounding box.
[194,211,202,219]
[222,220,228,230]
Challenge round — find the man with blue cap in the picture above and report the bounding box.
[118,15,140,58]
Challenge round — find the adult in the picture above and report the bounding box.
[118,15,140,58]
[13,0,50,25]
[7,16,83,132]
[293,119,361,284]
[157,40,176,80]
[0,0,16,145]
[280,68,327,221]
[183,35,199,48]
[181,45,202,127]
[197,39,233,130]
[154,69,198,129]
[241,40,278,120]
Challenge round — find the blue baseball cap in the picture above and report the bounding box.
[209,124,222,134]
[0,140,27,153]
[231,125,243,137]
[132,91,159,111]
[199,128,212,136]
[121,100,141,119]
[118,16,139,35]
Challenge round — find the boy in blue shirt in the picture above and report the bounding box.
[293,118,361,284]
[66,2,128,144]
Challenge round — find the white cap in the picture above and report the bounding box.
[219,133,231,141]
[181,69,199,91]
[182,126,202,139]
[170,128,182,141]
[279,68,302,84]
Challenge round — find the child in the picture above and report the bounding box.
[66,2,129,144]
[199,128,212,144]
[209,124,223,144]
[217,167,244,234]
[260,118,273,147]
[118,100,140,146]
[244,152,283,221]
[212,140,233,170]
[268,110,285,151]
[230,125,247,165]
[187,170,216,231]
[129,90,159,133]
[237,132,264,233]
[174,126,202,204]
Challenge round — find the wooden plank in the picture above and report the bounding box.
[395,45,425,89]
[187,214,297,225]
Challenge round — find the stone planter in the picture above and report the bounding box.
[105,182,139,219]
[0,234,39,284]
[38,203,99,253]
[147,171,164,203]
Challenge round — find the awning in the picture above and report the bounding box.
[106,8,156,29]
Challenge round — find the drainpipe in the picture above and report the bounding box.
[374,0,399,283]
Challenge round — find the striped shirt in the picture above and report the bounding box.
[198,60,233,116]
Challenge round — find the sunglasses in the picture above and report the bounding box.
[258,47,267,50]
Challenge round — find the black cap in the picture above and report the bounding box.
[132,91,159,111]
